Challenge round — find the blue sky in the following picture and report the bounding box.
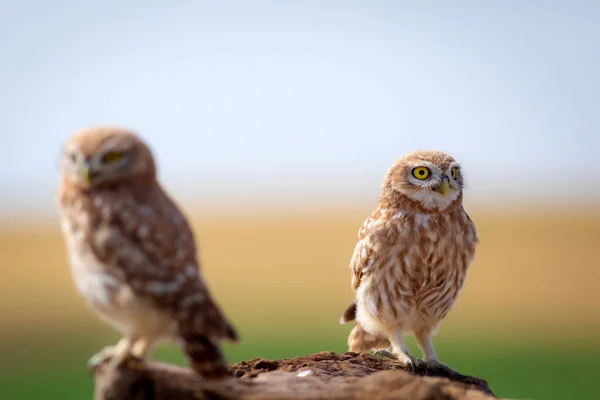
[1,1,599,217]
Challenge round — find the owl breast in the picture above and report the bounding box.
[66,228,116,299]
[356,210,477,334]
[61,216,175,339]
[411,213,473,319]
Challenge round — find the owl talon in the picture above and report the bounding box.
[114,356,145,371]
[373,349,396,359]
[425,360,458,377]
[397,354,419,373]
[373,350,425,373]
[410,357,427,371]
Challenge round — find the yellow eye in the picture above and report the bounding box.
[101,151,124,164]
[412,166,430,180]
[451,167,458,179]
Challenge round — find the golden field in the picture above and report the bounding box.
[1,204,599,342]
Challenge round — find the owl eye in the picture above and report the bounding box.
[412,166,430,180]
[101,151,125,164]
[451,167,458,179]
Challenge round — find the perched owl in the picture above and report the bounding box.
[340,150,478,372]
[56,126,238,378]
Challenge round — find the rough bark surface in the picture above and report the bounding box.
[94,351,496,400]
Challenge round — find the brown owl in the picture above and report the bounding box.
[340,150,478,373]
[56,126,238,378]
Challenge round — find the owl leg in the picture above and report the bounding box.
[414,329,438,362]
[414,329,458,376]
[107,335,151,371]
[130,337,155,360]
[111,336,136,361]
[385,326,426,372]
[108,336,155,371]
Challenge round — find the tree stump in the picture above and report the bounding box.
[94,351,496,400]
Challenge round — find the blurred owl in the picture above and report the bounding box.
[56,126,238,378]
[340,150,478,372]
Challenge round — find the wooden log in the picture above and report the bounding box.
[94,351,497,400]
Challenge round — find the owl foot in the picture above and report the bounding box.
[110,355,146,372]
[373,349,426,373]
[87,337,141,372]
[398,354,427,373]
[373,349,396,359]
[87,345,115,371]
[425,360,459,377]
[107,346,145,371]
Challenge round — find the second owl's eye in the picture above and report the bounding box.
[412,166,430,180]
[451,167,458,179]
[101,151,125,164]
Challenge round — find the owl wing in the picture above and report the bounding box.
[349,210,387,290]
[341,210,390,324]
[92,188,237,342]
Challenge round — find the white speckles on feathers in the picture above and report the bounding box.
[145,277,185,295]
[415,213,429,228]
[184,264,198,277]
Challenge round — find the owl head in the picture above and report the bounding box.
[60,126,156,189]
[382,150,464,211]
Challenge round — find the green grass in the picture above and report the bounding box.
[1,329,598,400]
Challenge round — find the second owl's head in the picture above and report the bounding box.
[383,150,464,211]
[60,126,157,189]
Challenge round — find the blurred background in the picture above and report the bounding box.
[1,1,599,399]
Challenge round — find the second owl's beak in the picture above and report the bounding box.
[434,177,450,196]
[79,162,92,186]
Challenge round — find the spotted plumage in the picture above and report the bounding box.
[57,126,237,378]
[340,150,478,370]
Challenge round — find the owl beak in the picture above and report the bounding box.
[434,177,450,196]
[79,165,91,185]
[79,161,93,185]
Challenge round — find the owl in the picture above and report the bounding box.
[56,126,238,378]
[339,150,478,372]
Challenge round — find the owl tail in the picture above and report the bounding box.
[179,332,229,379]
[340,301,357,324]
[341,301,391,352]
[347,324,391,353]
